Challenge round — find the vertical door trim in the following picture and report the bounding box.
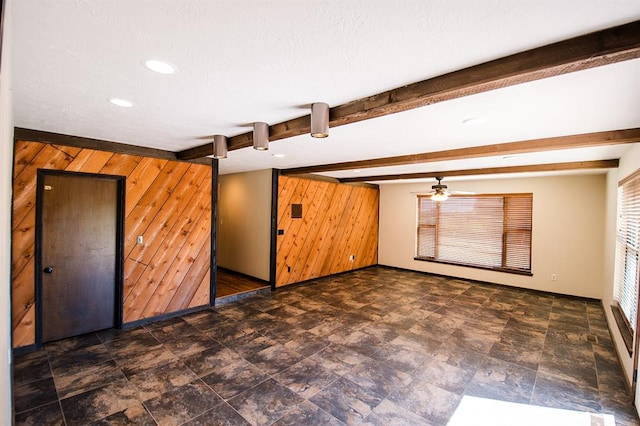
[269,169,280,291]
[210,158,218,305]
[35,170,125,346]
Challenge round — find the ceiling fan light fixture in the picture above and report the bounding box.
[253,122,269,150]
[310,102,329,138]
[212,135,228,159]
[430,176,450,201]
[431,190,449,202]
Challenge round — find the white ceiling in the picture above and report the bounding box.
[11,0,640,183]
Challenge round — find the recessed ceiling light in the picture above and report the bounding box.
[144,59,176,74]
[272,153,285,158]
[352,169,362,173]
[109,98,133,108]
[462,118,485,126]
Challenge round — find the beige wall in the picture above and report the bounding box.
[218,169,272,281]
[1,1,13,422]
[603,144,640,390]
[379,174,606,299]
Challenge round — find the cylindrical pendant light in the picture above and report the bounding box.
[212,135,228,159]
[310,102,329,138]
[253,122,269,150]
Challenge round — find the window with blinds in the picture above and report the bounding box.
[612,169,640,353]
[416,194,532,274]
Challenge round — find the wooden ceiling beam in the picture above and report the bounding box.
[338,160,620,183]
[281,128,640,175]
[13,127,210,165]
[177,20,640,160]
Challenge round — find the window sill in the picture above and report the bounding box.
[610,302,634,356]
[413,257,533,277]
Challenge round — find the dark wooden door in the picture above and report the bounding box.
[40,173,118,342]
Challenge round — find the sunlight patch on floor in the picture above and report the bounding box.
[448,396,615,426]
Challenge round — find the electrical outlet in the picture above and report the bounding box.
[349,255,355,262]
[551,274,557,281]
[137,235,144,245]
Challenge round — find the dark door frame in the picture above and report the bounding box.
[269,169,279,290]
[34,169,126,346]
[210,159,218,304]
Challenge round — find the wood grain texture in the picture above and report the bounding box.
[178,21,640,160]
[216,268,269,297]
[14,127,211,165]
[11,140,212,348]
[338,160,621,183]
[283,128,640,175]
[276,176,378,287]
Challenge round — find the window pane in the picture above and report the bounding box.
[439,197,503,267]
[614,169,640,331]
[505,231,531,270]
[416,193,532,272]
[505,195,532,270]
[417,226,435,258]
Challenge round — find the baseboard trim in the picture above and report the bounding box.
[122,304,211,329]
[274,264,378,291]
[215,287,272,306]
[377,264,601,303]
[12,343,39,357]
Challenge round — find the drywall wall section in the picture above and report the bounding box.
[603,143,640,389]
[217,169,272,281]
[11,140,212,347]
[276,176,379,287]
[379,174,606,299]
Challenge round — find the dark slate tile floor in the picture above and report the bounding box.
[13,266,640,425]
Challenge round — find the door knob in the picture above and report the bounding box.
[43,266,54,274]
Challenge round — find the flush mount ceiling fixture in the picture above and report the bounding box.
[144,59,176,74]
[310,102,329,138]
[109,98,133,108]
[212,135,228,159]
[253,122,269,151]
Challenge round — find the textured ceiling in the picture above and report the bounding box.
[10,0,640,181]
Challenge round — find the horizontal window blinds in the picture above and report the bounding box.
[504,195,533,271]
[614,170,640,331]
[417,194,532,273]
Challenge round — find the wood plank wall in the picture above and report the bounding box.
[276,175,378,287]
[11,140,212,348]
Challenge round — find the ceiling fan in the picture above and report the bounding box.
[429,176,450,201]
[410,176,475,201]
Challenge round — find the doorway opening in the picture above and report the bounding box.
[215,170,272,301]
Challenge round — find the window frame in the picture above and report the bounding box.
[611,168,640,355]
[414,193,533,276]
